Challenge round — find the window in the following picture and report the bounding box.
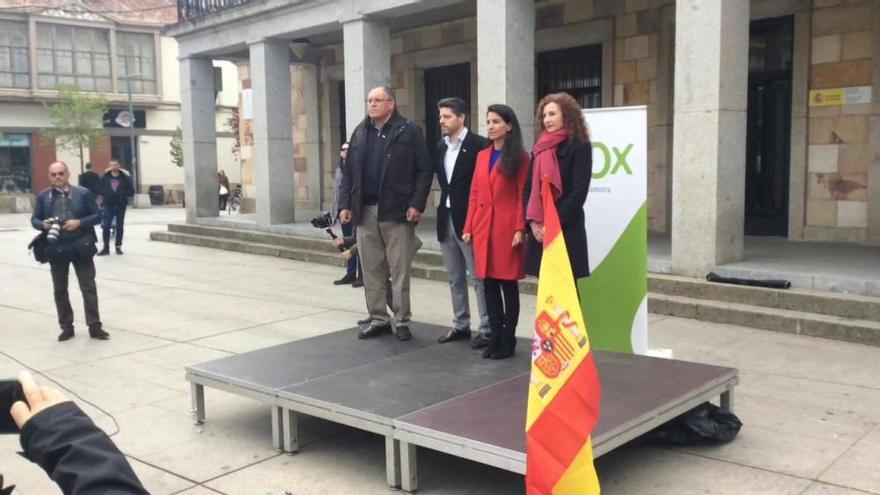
[0,20,29,89]
[537,44,603,109]
[116,32,156,94]
[0,134,32,194]
[37,23,111,91]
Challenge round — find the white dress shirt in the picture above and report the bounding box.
[443,127,468,208]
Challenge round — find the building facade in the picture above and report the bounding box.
[168,0,880,277]
[0,0,239,210]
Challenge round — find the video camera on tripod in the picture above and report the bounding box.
[310,212,344,252]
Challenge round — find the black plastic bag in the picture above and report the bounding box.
[706,271,791,289]
[648,402,742,446]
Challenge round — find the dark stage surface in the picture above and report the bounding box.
[186,323,738,491]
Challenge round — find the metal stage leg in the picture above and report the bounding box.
[282,408,299,454]
[190,383,205,425]
[386,436,401,489]
[400,440,418,492]
[271,406,284,452]
[721,387,734,413]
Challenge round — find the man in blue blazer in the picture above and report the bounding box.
[31,161,109,342]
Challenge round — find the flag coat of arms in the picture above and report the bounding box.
[526,180,602,494]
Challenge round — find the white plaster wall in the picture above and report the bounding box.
[0,104,51,128]
[160,37,238,107]
[139,135,175,185]
[160,37,181,102]
[215,61,239,107]
[139,135,239,186]
[216,136,240,183]
[146,107,182,132]
[56,143,90,180]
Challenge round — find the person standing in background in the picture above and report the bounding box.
[31,161,109,341]
[218,170,230,211]
[78,162,100,196]
[332,142,360,286]
[97,160,134,256]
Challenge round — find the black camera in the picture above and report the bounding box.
[46,217,62,243]
[310,211,343,251]
[310,211,333,229]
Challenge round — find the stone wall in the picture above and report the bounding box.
[806,0,874,243]
[234,0,879,245]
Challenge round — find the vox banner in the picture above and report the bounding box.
[578,106,648,354]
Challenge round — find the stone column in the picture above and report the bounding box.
[179,56,218,224]
[477,0,535,142]
[293,63,322,220]
[250,39,295,227]
[671,0,750,277]
[343,19,390,136]
[868,3,880,245]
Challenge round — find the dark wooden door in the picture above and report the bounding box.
[745,16,793,237]
[423,63,471,154]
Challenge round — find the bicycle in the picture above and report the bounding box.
[227,184,243,215]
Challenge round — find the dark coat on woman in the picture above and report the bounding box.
[524,138,592,279]
[464,148,530,281]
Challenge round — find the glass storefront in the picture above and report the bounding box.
[0,133,32,194]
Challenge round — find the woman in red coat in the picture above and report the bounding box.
[462,104,529,360]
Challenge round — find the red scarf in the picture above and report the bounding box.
[526,130,568,224]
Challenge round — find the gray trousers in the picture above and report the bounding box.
[439,212,490,335]
[357,205,415,326]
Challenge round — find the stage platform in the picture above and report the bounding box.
[185,323,738,491]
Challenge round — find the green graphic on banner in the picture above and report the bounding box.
[579,203,648,353]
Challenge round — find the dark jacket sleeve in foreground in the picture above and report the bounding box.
[19,402,148,495]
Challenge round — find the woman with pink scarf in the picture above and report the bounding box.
[524,92,592,283]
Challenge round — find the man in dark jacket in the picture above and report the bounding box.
[433,97,492,349]
[338,86,433,341]
[96,159,134,255]
[77,162,100,196]
[31,161,109,342]
[10,370,148,494]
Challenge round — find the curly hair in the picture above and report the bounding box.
[535,92,590,142]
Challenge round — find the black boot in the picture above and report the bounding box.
[491,326,516,360]
[481,331,501,359]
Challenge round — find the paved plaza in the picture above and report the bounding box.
[0,208,878,495]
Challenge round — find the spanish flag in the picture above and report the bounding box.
[526,180,602,494]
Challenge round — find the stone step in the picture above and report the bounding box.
[649,294,880,347]
[168,224,880,321]
[650,273,880,321]
[166,223,446,267]
[152,227,878,347]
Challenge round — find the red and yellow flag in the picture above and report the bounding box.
[526,180,602,494]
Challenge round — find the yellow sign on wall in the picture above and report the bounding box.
[809,86,872,107]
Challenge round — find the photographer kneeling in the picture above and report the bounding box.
[31,162,108,342]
